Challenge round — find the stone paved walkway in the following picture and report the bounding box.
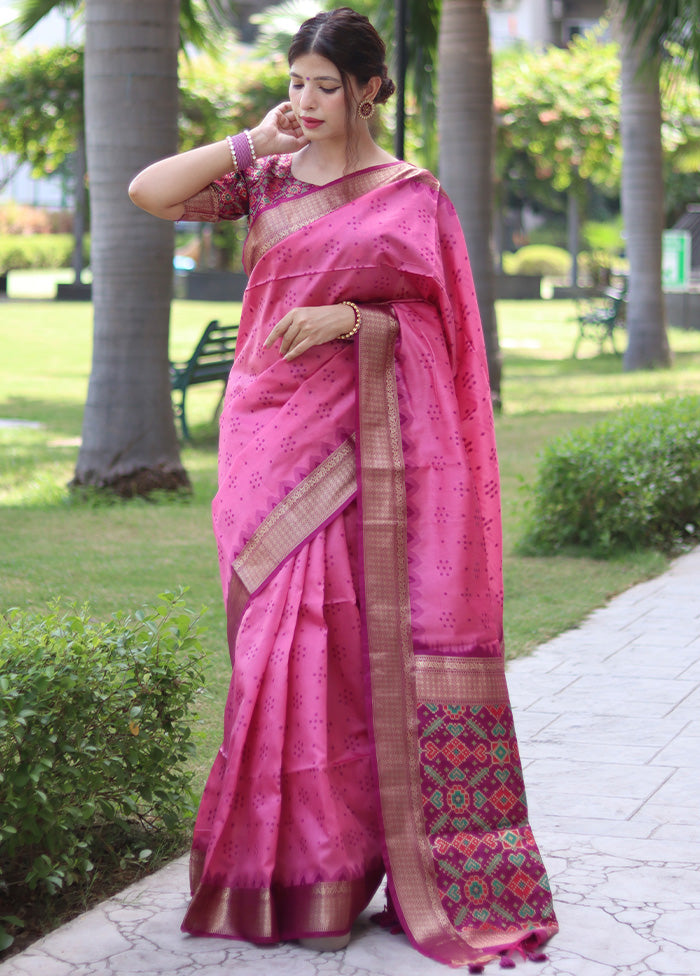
[3,548,699,976]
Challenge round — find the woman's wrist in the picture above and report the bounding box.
[339,301,361,340]
[226,131,257,172]
[247,126,269,161]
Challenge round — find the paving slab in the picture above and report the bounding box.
[2,547,699,976]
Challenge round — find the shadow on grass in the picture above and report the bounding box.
[1,399,222,510]
[0,396,84,431]
[502,347,700,418]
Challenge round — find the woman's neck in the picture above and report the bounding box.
[291,129,395,186]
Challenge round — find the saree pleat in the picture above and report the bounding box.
[183,159,558,966]
[183,505,384,941]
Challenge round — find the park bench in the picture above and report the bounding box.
[170,319,239,440]
[572,283,627,358]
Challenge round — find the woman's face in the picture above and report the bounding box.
[289,52,356,142]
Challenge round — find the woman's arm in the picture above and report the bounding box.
[128,102,307,221]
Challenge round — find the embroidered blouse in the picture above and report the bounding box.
[180,154,311,224]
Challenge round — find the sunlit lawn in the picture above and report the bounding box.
[2,291,699,790]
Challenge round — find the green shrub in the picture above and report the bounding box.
[0,593,205,948]
[526,224,567,249]
[0,234,90,271]
[582,217,624,254]
[502,245,572,277]
[520,397,700,557]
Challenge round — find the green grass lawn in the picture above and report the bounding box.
[2,295,698,791]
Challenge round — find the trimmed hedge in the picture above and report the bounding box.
[0,593,205,950]
[502,245,572,277]
[0,234,89,271]
[519,397,700,557]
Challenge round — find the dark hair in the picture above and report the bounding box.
[288,7,396,110]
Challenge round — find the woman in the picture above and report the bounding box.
[129,7,558,970]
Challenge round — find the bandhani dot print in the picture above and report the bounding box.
[178,155,557,966]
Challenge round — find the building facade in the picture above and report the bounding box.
[489,0,607,49]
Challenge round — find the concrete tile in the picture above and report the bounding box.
[533,712,687,747]
[663,685,700,721]
[510,710,561,739]
[637,767,700,811]
[651,820,700,844]
[526,789,644,822]
[651,730,700,767]
[560,674,697,707]
[13,913,131,966]
[534,817,660,840]
[523,758,673,801]
[539,900,654,968]
[507,673,580,708]
[3,547,700,976]
[596,863,698,908]
[642,947,700,976]
[522,737,659,765]
[4,957,74,976]
[653,910,700,952]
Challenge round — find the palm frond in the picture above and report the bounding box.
[12,0,82,38]
[250,0,326,56]
[622,0,700,81]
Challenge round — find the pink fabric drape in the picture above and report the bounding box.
[182,161,558,967]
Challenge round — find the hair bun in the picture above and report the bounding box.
[376,76,396,105]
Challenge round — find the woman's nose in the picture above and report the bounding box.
[299,85,316,110]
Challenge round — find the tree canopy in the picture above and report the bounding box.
[494,27,700,221]
[0,44,83,183]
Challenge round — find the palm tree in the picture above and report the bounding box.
[14,0,237,493]
[438,0,501,405]
[612,0,700,369]
[72,0,188,494]
[611,1,670,369]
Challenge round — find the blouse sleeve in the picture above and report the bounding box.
[180,170,250,222]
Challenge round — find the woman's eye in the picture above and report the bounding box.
[321,87,340,95]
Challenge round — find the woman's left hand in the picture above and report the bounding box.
[264,304,356,360]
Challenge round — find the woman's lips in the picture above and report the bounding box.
[301,117,323,129]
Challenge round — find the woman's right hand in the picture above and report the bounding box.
[129,101,309,221]
[250,102,309,158]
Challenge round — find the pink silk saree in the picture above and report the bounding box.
[182,160,558,969]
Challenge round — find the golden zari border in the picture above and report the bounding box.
[244,162,418,271]
[358,307,445,939]
[414,656,509,705]
[233,436,356,595]
[358,308,512,963]
[224,437,357,659]
[186,849,384,941]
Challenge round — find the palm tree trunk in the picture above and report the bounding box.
[438,0,502,406]
[613,3,671,370]
[74,0,190,495]
[71,129,87,284]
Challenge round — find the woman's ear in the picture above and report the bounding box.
[361,75,382,103]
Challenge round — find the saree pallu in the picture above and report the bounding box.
[182,161,558,968]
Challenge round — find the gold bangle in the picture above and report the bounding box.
[339,300,361,339]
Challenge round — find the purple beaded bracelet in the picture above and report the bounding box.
[226,130,257,173]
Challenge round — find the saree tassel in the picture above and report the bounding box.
[468,965,485,974]
[499,953,517,969]
[523,933,549,962]
[370,887,404,935]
